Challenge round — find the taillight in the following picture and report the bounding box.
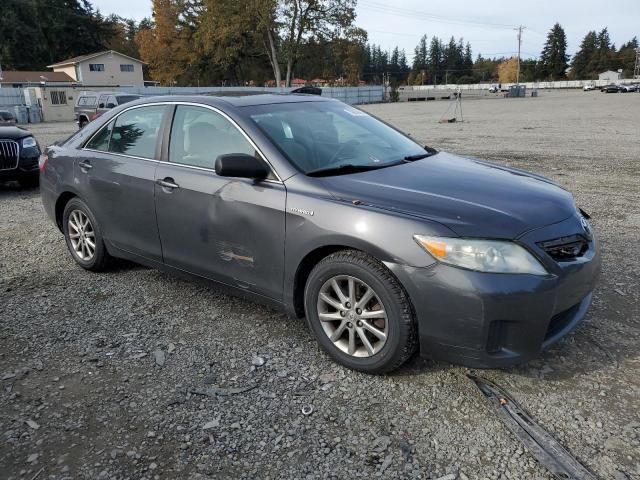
[89,113,98,121]
[39,153,49,172]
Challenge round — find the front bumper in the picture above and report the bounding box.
[0,147,40,181]
[389,215,601,368]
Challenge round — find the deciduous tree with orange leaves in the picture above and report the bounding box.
[497,57,519,84]
[136,0,198,85]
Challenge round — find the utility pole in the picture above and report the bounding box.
[634,48,640,80]
[514,25,525,85]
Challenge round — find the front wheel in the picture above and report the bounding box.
[62,198,111,271]
[304,250,417,373]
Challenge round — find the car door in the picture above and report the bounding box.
[154,104,286,301]
[77,104,168,261]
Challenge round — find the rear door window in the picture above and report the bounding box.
[109,105,166,159]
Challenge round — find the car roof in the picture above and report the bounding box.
[125,93,333,109]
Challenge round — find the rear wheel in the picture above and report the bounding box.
[79,118,88,129]
[304,250,416,373]
[62,198,111,271]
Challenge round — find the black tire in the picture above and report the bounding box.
[79,118,88,129]
[62,198,111,272]
[18,175,39,188]
[304,250,417,374]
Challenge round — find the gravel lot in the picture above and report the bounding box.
[1,90,639,480]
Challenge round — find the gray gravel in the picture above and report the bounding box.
[1,90,639,479]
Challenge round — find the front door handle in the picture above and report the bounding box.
[156,177,180,190]
[79,160,93,171]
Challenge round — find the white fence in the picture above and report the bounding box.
[117,85,384,105]
[401,78,638,92]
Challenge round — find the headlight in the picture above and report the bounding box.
[413,235,547,275]
[22,136,37,148]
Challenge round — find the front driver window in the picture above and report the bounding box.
[169,105,262,171]
[109,105,165,159]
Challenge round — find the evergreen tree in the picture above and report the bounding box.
[428,37,443,84]
[399,50,409,73]
[463,42,473,77]
[0,0,114,70]
[539,22,569,80]
[571,31,598,79]
[412,35,428,71]
[595,28,615,72]
[616,37,639,77]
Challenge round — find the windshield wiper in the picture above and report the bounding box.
[404,147,438,162]
[306,162,399,177]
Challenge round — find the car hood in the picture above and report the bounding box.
[320,152,576,239]
[0,126,31,140]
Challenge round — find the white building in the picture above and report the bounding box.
[47,50,145,87]
[598,70,622,82]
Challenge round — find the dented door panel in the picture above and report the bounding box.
[154,164,286,300]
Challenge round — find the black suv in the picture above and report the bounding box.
[0,126,41,187]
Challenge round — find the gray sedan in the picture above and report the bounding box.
[40,94,600,373]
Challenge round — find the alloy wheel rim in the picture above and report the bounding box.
[68,210,96,261]
[317,275,388,358]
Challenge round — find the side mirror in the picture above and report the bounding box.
[106,103,116,109]
[215,153,269,179]
[98,103,105,108]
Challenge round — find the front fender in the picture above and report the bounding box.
[282,175,456,313]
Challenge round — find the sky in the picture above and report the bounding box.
[92,0,639,60]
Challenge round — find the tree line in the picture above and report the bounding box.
[1,0,637,86]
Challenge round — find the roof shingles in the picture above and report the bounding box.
[0,71,75,84]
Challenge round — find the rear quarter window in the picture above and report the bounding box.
[85,121,114,151]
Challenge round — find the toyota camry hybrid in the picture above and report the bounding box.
[40,94,600,373]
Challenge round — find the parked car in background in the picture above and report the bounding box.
[601,84,621,93]
[582,84,595,91]
[488,85,499,93]
[0,126,41,187]
[0,110,18,125]
[74,91,141,129]
[619,84,638,93]
[41,94,600,373]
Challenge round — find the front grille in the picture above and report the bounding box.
[537,234,588,261]
[0,140,19,170]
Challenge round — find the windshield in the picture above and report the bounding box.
[247,101,427,175]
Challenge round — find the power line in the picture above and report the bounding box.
[358,0,518,30]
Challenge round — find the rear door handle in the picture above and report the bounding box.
[79,160,93,171]
[156,177,180,190]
